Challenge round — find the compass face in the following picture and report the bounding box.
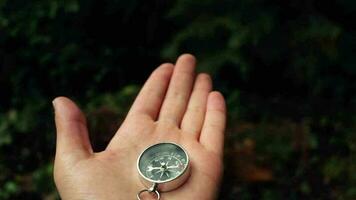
[138,143,189,183]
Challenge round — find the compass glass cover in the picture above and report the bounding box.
[138,143,188,183]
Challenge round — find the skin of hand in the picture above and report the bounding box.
[53,54,226,200]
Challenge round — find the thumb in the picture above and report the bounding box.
[53,97,93,164]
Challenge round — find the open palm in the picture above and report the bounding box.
[53,54,226,200]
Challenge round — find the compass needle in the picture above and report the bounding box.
[164,171,169,178]
[167,165,179,169]
[147,166,161,172]
[159,171,164,180]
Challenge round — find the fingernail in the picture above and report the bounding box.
[52,98,57,111]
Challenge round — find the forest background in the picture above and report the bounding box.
[0,0,355,199]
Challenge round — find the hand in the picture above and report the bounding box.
[53,54,226,200]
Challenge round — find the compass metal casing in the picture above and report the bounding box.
[137,142,190,192]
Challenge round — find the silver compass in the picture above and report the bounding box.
[137,142,190,200]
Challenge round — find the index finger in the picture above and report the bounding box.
[127,63,174,120]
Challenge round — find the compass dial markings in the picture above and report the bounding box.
[138,143,189,183]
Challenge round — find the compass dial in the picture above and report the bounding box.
[138,143,189,183]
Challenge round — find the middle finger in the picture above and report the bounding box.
[158,54,196,125]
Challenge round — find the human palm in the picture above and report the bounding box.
[53,54,226,200]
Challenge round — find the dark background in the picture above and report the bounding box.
[0,0,355,199]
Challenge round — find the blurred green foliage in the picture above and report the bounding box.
[0,0,356,199]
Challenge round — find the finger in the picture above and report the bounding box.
[158,54,196,125]
[128,63,174,120]
[200,92,226,156]
[181,73,212,138]
[53,97,92,164]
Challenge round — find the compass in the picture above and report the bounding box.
[136,142,190,199]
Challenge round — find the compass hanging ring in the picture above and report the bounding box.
[136,142,190,199]
[137,190,160,200]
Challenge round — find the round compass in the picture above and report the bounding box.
[137,142,190,194]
